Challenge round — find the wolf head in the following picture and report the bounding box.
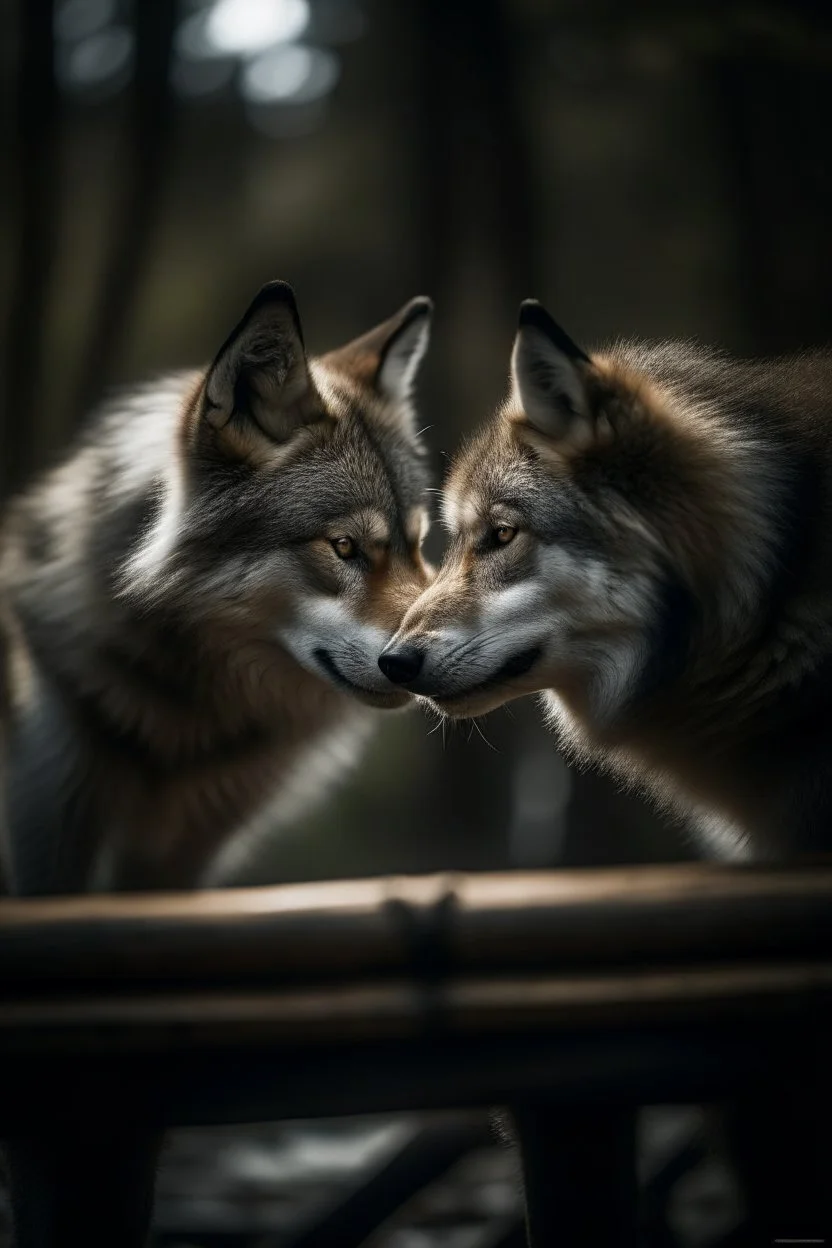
[381,300,776,729]
[123,282,434,709]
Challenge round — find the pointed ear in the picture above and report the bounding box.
[511,300,593,441]
[203,281,319,442]
[321,296,433,404]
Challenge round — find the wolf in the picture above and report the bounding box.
[380,297,832,863]
[380,300,832,1243]
[0,280,433,898]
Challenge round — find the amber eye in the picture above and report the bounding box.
[331,536,357,560]
[494,525,517,547]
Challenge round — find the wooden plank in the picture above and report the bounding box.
[0,963,830,1053]
[1,865,832,990]
[510,1101,638,1247]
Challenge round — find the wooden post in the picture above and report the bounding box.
[510,1100,639,1247]
[6,1122,160,1248]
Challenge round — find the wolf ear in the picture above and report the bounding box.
[203,281,319,442]
[511,300,592,441]
[321,296,433,405]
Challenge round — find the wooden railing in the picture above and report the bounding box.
[1,863,831,1244]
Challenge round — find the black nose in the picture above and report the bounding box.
[378,645,425,685]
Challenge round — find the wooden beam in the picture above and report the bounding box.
[1,864,831,991]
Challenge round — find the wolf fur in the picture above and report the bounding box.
[382,299,832,862]
[0,282,433,895]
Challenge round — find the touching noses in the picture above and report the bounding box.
[378,644,424,685]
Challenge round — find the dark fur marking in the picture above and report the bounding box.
[338,406,425,555]
[757,447,823,637]
[93,487,162,586]
[313,647,372,695]
[630,571,697,711]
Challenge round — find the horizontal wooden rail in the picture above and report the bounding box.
[2,960,830,1046]
[0,865,829,1130]
[2,863,832,988]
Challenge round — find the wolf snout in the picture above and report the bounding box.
[378,644,425,685]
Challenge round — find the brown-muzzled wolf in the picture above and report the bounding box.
[382,298,832,861]
[381,299,832,1243]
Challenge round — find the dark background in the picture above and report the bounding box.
[1,3,830,1243]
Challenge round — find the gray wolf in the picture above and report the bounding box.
[0,281,433,896]
[382,298,832,1244]
[381,298,832,862]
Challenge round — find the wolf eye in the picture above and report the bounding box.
[331,536,357,560]
[493,525,517,546]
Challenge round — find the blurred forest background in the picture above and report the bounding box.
[2,0,831,888]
